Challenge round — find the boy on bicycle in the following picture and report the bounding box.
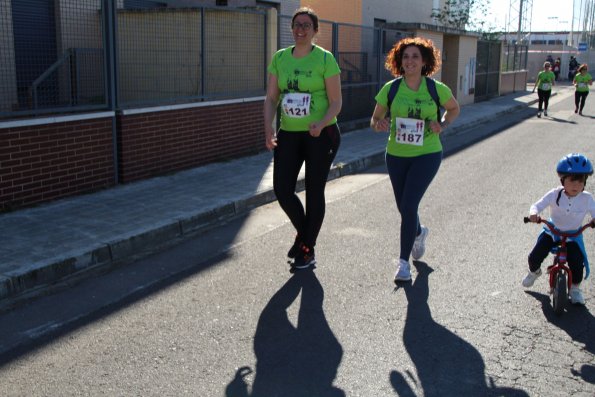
[523,153,595,305]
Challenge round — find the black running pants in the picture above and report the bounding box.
[273,124,341,248]
[537,89,551,111]
[575,91,588,112]
[528,233,584,284]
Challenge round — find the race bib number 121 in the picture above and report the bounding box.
[282,93,311,118]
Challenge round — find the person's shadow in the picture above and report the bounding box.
[390,261,529,396]
[225,270,345,397]
[525,290,595,384]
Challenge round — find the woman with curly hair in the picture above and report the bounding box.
[370,37,460,283]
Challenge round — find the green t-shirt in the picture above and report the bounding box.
[267,45,341,131]
[574,73,593,92]
[536,70,555,91]
[375,77,453,157]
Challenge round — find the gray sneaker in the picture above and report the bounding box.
[570,285,585,305]
[522,269,542,288]
[394,259,412,282]
[411,226,429,260]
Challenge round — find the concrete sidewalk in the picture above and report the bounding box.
[0,86,570,308]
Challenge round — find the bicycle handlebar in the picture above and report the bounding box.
[523,216,595,238]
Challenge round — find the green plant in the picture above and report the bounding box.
[432,0,499,39]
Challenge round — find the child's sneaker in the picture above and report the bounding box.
[291,243,316,270]
[570,284,585,305]
[394,259,412,282]
[522,269,542,287]
[411,226,429,260]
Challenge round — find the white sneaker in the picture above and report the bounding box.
[522,269,542,288]
[394,259,411,282]
[411,226,429,260]
[570,285,585,305]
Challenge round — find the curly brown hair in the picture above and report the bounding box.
[384,37,441,77]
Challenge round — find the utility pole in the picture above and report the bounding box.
[516,0,523,44]
[507,0,532,44]
[570,0,575,47]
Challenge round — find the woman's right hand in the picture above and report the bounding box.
[265,126,277,151]
[372,117,390,132]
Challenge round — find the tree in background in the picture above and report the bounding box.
[432,0,499,40]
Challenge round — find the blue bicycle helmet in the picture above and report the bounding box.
[556,153,593,175]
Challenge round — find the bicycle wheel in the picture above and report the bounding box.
[552,271,568,315]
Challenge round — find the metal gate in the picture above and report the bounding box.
[474,40,501,102]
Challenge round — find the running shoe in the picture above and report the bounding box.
[544,110,548,116]
[537,112,541,118]
[522,269,542,288]
[394,259,411,282]
[292,243,316,270]
[570,285,585,305]
[411,226,429,260]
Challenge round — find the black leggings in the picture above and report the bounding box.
[575,91,589,111]
[273,124,341,248]
[537,89,551,111]
[528,233,584,284]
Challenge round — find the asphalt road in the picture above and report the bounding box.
[0,92,594,396]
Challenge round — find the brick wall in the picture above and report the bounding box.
[0,116,115,211]
[0,99,265,211]
[118,99,265,182]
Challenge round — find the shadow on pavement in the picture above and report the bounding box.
[390,261,529,396]
[525,290,595,384]
[544,116,577,124]
[226,270,345,397]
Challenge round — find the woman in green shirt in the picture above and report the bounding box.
[532,62,555,117]
[370,37,460,283]
[264,7,342,270]
[573,64,593,115]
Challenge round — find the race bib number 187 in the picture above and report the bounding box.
[395,117,425,146]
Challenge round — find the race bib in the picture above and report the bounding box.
[282,93,311,118]
[578,82,588,89]
[541,83,551,90]
[395,117,425,146]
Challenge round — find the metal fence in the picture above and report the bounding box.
[1,0,267,118]
[1,1,411,123]
[502,44,529,72]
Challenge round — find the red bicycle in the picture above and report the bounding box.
[524,216,594,315]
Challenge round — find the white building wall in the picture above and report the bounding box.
[360,0,440,27]
[456,35,476,105]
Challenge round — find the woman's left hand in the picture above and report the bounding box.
[309,121,324,137]
[429,120,443,134]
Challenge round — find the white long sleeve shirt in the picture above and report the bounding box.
[530,186,595,231]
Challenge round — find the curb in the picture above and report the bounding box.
[0,94,544,309]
